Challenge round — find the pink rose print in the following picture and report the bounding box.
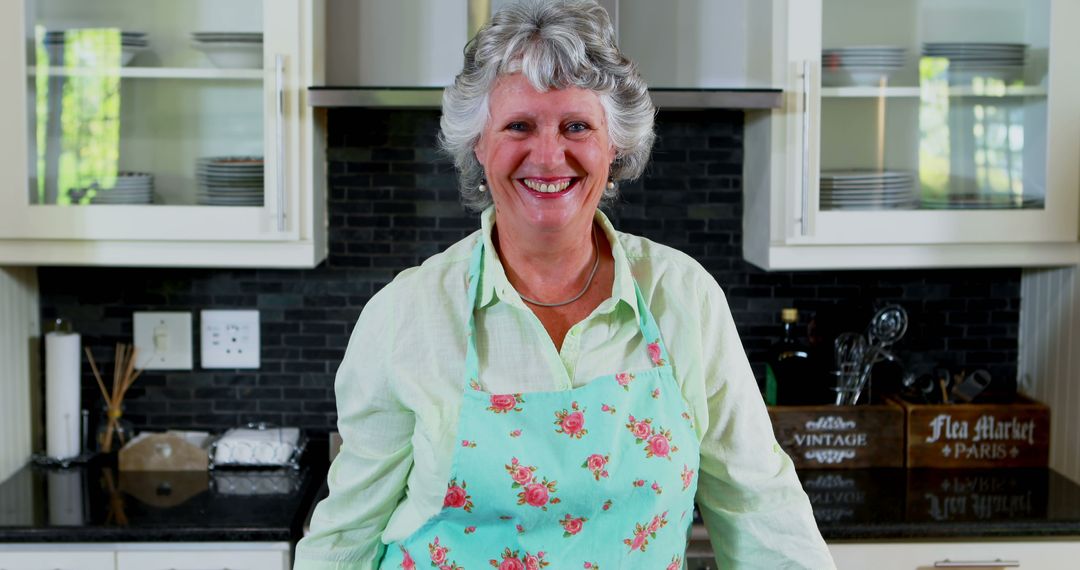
[627,415,653,442]
[489,548,549,570]
[511,466,533,486]
[516,523,525,534]
[602,499,613,511]
[648,434,672,458]
[626,415,679,459]
[554,401,587,438]
[623,511,669,552]
[469,379,482,391]
[524,483,549,507]
[505,457,559,510]
[647,341,665,366]
[682,464,696,491]
[633,479,646,488]
[651,388,660,399]
[560,513,587,537]
[600,404,616,415]
[651,481,663,495]
[426,537,463,569]
[581,453,610,481]
[584,563,600,570]
[510,429,522,438]
[464,526,476,534]
[489,393,524,413]
[461,439,476,448]
[615,372,635,391]
[667,555,683,570]
[399,546,415,570]
[443,478,474,512]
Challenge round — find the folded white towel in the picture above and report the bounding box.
[213,427,300,466]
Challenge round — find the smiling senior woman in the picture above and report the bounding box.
[295,1,834,568]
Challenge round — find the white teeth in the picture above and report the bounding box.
[523,179,572,193]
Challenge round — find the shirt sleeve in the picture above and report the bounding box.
[293,283,416,570]
[693,273,836,569]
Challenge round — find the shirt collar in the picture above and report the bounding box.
[477,206,640,321]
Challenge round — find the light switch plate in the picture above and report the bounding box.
[133,312,193,370]
[200,310,260,369]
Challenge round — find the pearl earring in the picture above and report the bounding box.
[478,180,488,193]
[606,180,615,190]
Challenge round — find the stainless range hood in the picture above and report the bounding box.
[307,87,782,110]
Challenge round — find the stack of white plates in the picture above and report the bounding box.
[922,42,1027,83]
[196,157,264,206]
[191,32,263,69]
[822,46,906,86]
[820,170,916,210]
[89,172,154,205]
[920,193,1043,210]
[43,29,149,66]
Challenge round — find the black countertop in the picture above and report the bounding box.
[2,452,1079,543]
[0,455,326,543]
[799,467,1080,540]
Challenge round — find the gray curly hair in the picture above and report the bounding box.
[439,0,655,212]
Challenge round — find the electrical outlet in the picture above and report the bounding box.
[133,312,193,370]
[200,310,260,369]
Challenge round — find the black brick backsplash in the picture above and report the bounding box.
[38,108,1019,435]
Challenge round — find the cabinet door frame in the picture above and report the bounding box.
[0,0,311,243]
[765,0,1080,248]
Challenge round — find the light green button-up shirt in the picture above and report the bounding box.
[294,208,835,570]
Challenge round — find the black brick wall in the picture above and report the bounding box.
[38,108,1019,435]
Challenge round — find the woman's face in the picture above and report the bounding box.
[474,73,616,238]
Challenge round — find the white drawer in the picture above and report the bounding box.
[0,551,114,570]
[830,541,1080,570]
[116,549,288,570]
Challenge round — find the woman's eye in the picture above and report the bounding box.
[506,121,529,132]
[566,122,589,133]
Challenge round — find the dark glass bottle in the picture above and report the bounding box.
[764,308,814,405]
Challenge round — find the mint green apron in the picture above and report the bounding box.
[379,238,700,569]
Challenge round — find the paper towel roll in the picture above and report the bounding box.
[47,470,85,526]
[45,331,81,460]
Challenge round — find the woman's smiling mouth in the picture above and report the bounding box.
[519,177,578,196]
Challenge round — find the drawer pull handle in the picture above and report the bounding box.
[934,559,1019,568]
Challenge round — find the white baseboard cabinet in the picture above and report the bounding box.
[0,543,289,570]
[829,540,1080,570]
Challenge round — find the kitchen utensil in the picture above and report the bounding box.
[833,332,868,405]
[950,369,992,403]
[867,305,908,347]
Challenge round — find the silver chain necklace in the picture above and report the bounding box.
[517,228,600,308]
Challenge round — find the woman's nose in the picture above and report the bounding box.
[531,129,566,166]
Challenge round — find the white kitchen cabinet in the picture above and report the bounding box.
[0,543,289,570]
[829,540,1080,570]
[744,0,1080,270]
[117,547,289,570]
[0,550,114,570]
[0,0,327,268]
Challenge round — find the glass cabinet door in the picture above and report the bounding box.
[819,0,1049,214]
[0,0,301,242]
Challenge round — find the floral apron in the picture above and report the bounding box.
[379,239,700,570]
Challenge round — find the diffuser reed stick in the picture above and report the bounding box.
[84,344,143,452]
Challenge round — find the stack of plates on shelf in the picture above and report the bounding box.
[820,170,916,210]
[191,32,263,69]
[821,46,906,87]
[920,193,1043,210]
[921,42,1027,83]
[196,157,264,206]
[43,29,149,66]
[89,172,154,205]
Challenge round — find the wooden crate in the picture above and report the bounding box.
[894,394,1050,468]
[768,402,905,468]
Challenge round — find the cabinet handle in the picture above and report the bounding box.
[275,53,287,233]
[799,59,812,237]
[934,560,1019,568]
